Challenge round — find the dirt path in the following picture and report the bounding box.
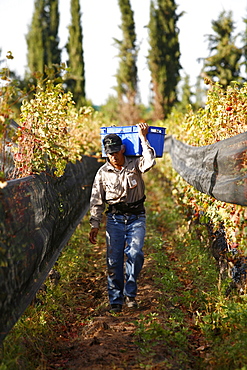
[46,253,159,369]
[46,241,206,370]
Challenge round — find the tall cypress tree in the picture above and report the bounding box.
[26,0,45,75]
[148,0,181,120]
[26,0,60,77]
[115,0,139,125]
[203,11,242,88]
[66,0,85,107]
[46,0,60,67]
[241,16,247,81]
[176,74,193,113]
[194,74,207,110]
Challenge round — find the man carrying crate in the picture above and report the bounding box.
[89,122,156,313]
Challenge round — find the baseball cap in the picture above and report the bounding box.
[103,134,122,154]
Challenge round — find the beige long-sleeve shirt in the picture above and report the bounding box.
[89,139,156,229]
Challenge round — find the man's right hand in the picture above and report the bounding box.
[89,228,99,244]
[138,121,149,140]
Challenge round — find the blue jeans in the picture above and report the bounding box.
[106,213,146,305]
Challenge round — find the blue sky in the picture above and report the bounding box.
[0,0,246,105]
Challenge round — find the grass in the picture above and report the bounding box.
[136,159,247,369]
[0,220,106,370]
[130,162,218,369]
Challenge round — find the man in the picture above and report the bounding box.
[89,122,156,313]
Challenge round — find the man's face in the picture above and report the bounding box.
[107,149,125,169]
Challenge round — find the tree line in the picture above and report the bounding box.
[3,0,247,124]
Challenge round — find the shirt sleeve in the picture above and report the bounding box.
[138,138,156,173]
[89,169,105,229]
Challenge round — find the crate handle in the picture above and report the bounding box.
[149,128,163,134]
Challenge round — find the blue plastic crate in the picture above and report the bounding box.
[100,125,166,157]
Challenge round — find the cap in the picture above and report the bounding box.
[103,134,122,154]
